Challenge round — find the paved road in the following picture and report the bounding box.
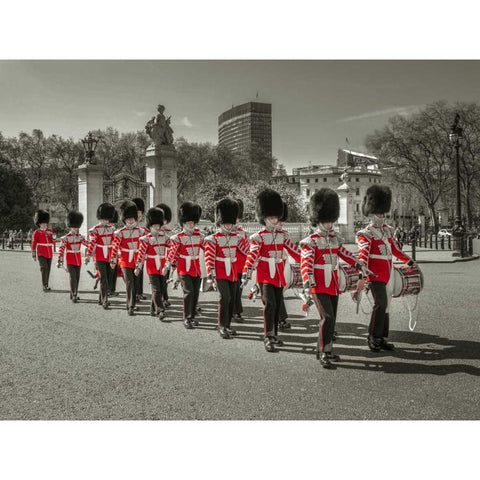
[0,251,479,420]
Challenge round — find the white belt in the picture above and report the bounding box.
[313,264,336,288]
[259,256,283,279]
[96,244,111,258]
[180,254,199,272]
[121,248,136,263]
[215,256,236,276]
[147,254,162,271]
[66,250,80,254]
[369,254,391,260]
[37,243,53,247]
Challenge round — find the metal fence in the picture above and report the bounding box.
[0,234,58,252]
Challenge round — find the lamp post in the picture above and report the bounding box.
[449,113,466,257]
[81,132,99,165]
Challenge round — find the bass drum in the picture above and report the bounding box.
[338,264,361,293]
[392,264,424,298]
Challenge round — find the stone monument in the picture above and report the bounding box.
[144,104,178,223]
[336,170,355,243]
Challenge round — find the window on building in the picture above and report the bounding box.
[315,178,318,183]
[355,177,359,182]
[306,189,310,196]
[356,203,360,212]
[323,178,327,182]
[356,188,360,196]
[369,178,372,183]
[306,178,310,183]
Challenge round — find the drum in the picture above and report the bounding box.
[284,263,303,289]
[338,264,361,293]
[392,264,424,298]
[200,277,215,293]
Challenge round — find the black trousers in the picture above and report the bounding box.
[149,274,165,313]
[279,295,288,321]
[312,293,339,353]
[122,267,137,309]
[259,283,283,338]
[109,264,118,293]
[216,278,236,328]
[135,268,144,296]
[369,281,390,338]
[67,264,81,298]
[162,270,169,301]
[232,273,243,315]
[38,256,52,288]
[180,274,201,319]
[96,260,110,303]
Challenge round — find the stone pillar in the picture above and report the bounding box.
[144,144,178,224]
[76,164,104,238]
[337,182,355,243]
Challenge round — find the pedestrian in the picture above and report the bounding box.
[57,211,88,303]
[84,202,116,309]
[204,198,246,339]
[155,203,173,308]
[231,199,249,324]
[300,188,366,368]
[356,185,417,352]
[135,207,169,320]
[241,189,301,353]
[110,200,143,316]
[130,198,147,303]
[31,210,56,292]
[163,202,204,329]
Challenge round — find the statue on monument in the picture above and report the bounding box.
[145,104,174,146]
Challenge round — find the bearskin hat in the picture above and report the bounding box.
[96,202,116,221]
[279,201,288,222]
[120,200,138,223]
[67,211,84,229]
[310,188,340,225]
[156,203,172,223]
[111,210,119,225]
[215,198,239,226]
[132,197,145,213]
[146,207,165,228]
[179,201,202,224]
[34,209,50,227]
[236,199,244,220]
[362,185,392,216]
[256,189,283,225]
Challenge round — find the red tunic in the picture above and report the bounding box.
[136,231,170,275]
[31,228,56,258]
[233,226,249,276]
[204,229,244,282]
[110,225,144,269]
[57,232,88,266]
[300,229,358,295]
[243,227,301,288]
[357,223,411,284]
[166,228,204,277]
[85,223,116,262]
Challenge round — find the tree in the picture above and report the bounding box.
[365,101,459,232]
[0,158,35,231]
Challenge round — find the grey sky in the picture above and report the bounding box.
[1,60,480,172]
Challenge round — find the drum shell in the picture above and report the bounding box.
[392,264,424,297]
[338,264,361,293]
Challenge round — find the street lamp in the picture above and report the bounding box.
[81,132,99,165]
[449,113,466,257]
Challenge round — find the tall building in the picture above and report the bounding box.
[218,102,272,156]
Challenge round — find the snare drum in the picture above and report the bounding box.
[392,264,423,297]
[338,264,362,293]
[284,263,303,289]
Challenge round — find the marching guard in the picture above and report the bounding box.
[356,185,416,352]
[242,189,301,352]
[132,197,147,302]
[163,202,204,329]
[31,210,56,292]
[57,211,89,303]
[84,202,116,309]
[135,207,169,320]
[300,188,366,368]
[231,199,249,323]
[156,203,173,308]
[110,200,143,316]
[204,198,247,339]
